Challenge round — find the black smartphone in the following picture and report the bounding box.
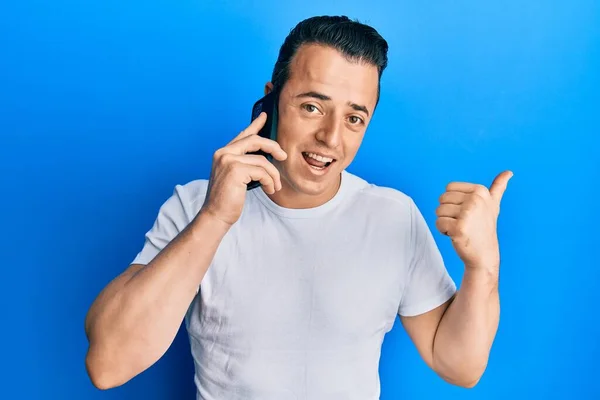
[247,90,279,190]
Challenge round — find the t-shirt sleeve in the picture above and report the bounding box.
[130,184,194,266]
[398,198,457,317]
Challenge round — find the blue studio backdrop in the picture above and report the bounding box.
[1,1,598,399]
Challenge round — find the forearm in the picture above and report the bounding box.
[432,267,500,387]
[85,211,230,389]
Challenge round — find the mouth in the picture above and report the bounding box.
[302,151,336,172]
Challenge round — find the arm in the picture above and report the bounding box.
[84,112,287,390]
[400,170,512,388]
[84,210,230,390]
[400,267,499,388]
[433,267,499,386]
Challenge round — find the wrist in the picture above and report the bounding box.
[463,265,499,293]
[191,209,232,239]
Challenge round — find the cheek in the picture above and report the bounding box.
[276,109,295,141]
[276,116,310,150]
[276,130,298,155]
[342,134,365,157]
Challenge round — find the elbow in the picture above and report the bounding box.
[85,346,129,390]
[434,355,488,389]
[453,375,483,389]
[438,370,484,389]
[448,367,487,389]
[86,355,113,390]
[87,371,116,391]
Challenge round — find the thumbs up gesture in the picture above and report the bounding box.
[435,171,513,273]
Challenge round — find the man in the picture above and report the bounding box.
[85,15,512,399]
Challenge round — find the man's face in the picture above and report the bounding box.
[266,43,379,204]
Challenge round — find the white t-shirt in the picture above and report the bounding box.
[131,170,457,400]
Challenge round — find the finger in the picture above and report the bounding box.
[489,170,513,204]
[229,154,282,191]
[435,216,457,237]
[439,191,467,205]
[445,181,478,193]
[228,135,287,160]
[242,164,276,194]
[228,112,268,144]
[436,203,462,218]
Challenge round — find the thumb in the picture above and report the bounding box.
[489,170,513,204]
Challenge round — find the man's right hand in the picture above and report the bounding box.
[85,114,287,390]
[199,112,288,226]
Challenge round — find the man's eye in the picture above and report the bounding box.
[303,104,318,113]
[349,116,364,125]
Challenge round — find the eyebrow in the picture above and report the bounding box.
[295,91,370,117]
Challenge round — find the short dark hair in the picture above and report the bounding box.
[271,15,389,105]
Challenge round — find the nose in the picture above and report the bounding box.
[315,114,343,149]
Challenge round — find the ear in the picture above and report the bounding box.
[264,82,274,95]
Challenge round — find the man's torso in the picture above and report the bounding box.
[183,171,413,399]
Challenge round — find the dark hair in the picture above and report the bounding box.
[271,15,389,105]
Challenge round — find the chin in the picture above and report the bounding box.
[284,167,342,197]
[274,153,344,197]
[292,180,330,196]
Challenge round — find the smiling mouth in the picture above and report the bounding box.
[302,152,336,170]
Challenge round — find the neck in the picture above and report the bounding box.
[265,173,342,209]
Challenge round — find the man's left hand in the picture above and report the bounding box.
[435,170,513,273]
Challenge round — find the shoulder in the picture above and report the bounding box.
[158,178,210,222]
[341,171,427,255]
[175,178,210,206]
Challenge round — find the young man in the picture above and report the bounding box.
[85,15,512,399]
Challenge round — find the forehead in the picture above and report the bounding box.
[284,44,379,109]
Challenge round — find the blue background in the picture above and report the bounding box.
[1,0,598,399]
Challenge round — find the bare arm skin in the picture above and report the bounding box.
[84,112,287,389]
[84,211,230,389]
[401,171,512,388]
[401,267,499,388]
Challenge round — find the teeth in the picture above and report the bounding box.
[306,152,333,163]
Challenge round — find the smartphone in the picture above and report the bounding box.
[247,90,279,190]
